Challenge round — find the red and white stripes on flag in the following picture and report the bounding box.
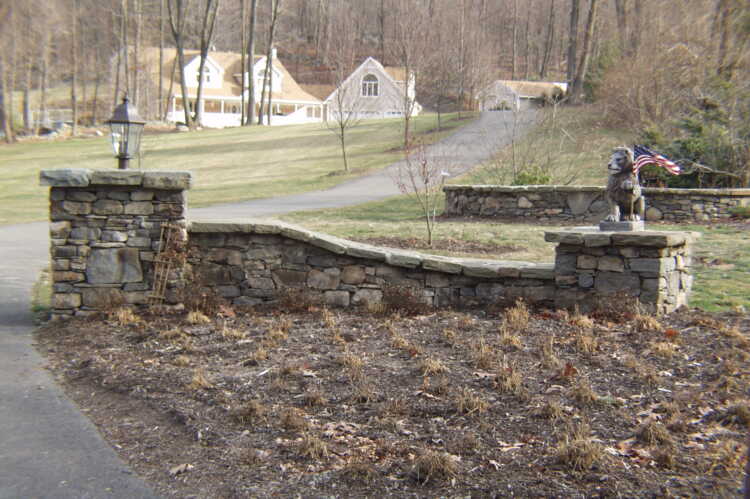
[633,145,681,175]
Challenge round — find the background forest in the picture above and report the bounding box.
[0,0,748,186]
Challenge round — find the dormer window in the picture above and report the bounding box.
[196,67,212,84]
[362,74,379,97]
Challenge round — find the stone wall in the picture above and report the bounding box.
[444,185,750,223]
[546,229,695,315]
[41,170,697,317]
[186,221,556,309]
[40,169,191,319]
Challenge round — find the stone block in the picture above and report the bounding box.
[386,251,422,268]
[247,277,275,290]
[50,221,72,238]
[272,269,307,288]
[307,269,340,290]
[70,227,101,240]
[52,293,81,309]
[619,247,639,258]
[124,202,155,215]
[209,248,243,266]
[611,231,687,248]
[577,255,598,270]
[126,237,151,248]
[426,272,451,288]
[566,191,598,215]
[628,258,675,275]
[555,253,577,275]
[53,271,85,282]
[324,290,350,307]
[62,201,92,215]
[80,288,124,308]
[40,169,91,187]
[598,220,645,232]
[518,196,533,208]
[90,170,143,186]
[53,283,74,293]
[86,248,143,284]
[520,265,555,280]
[67,190,97,202]
[246,247,282,260]
[645,206,663,221]
[154,191,185,203]
[594,271,640,295]
[476,283,504,297]
[124,291,149,304]
[123,282,150,291]
[598,256,624,272]
[131,190,155,201]
[555,275,578,287]
[142,171,192,190]
[195,263,232,284]
[341,265,366,285]
[108,191,131,201]
[224,235,250,249]
[217,285,242,298]
[93,199,124,215]
[52,259,71,271]
[53,246,78,258]
[102,230,128,242]
[234,296,263,306]
[422,256,462,274]
[578,273,594,288]
[352,288,382,305]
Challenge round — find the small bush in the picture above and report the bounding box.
[555,422,605,472]
[231,399,267,424]
[412,448,459,483]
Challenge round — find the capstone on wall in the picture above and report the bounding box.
[444,185,750,223]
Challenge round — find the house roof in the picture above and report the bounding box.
[324,56,415,104]
[300,84,336,101]
[384,66,406,82]
[139,47,321,104]
[496,80,567,99]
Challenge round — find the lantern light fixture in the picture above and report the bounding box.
[106,95,145,170]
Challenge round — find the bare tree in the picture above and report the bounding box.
[258,0,281,125]
[570,0,599,104]
[324,5,361,173]
[392,141,451,246]
[244,0,257,125]
[194,0,221,127]
[539,0,556,79]
[167,0,191,127]
[566,0,580,84]
[71,0,78,135]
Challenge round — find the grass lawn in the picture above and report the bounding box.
[0,112,471,225]
[282,196,750,313]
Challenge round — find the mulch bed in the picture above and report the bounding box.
[35,297,749,498]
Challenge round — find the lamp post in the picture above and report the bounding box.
[107,96,145,170]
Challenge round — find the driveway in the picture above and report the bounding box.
[0,110,534,497]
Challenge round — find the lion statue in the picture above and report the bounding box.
[604,147,645,222]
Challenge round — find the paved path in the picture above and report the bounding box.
[0,111,534,498]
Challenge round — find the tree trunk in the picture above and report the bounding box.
[540,0,555,79]
[113,6,122,106]
[566,0,580,84]
[133,0,142,107]
[260,0,281,126]
[168,0,192,128]
[71,0,78,136]
[614,0,628,55]
[240,0,246,125]
[511,0,518,79]
[570,0,598,104]
[122,0,129,96]
[524,0,533,80]
[38,32,49,134]
[379,0,385,62]
[0,56,14,143]
[159,0,165,120]
[195,0,220,127]
[629,0,642,57]
[246,0,257,125]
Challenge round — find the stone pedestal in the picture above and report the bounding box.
[598,220,644,232]
[40,169,191,319]
[546,228,697,314]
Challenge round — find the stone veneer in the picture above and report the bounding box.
[546,228,697,315]
[40,169,191,319]
[444,185,750,223]
[41,170,697,317]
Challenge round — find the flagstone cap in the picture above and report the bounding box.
[444,185,750,196]
[40,169,192,190]
[545,227,700,248]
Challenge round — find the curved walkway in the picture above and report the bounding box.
[0,111,534,497]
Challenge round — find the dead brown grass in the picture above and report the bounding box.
[412,448,459,483]
[555,421,605,472]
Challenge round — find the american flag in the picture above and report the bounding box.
[633,145,681,176]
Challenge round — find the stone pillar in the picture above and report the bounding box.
[40,169,191,319]
[546,229,697,314]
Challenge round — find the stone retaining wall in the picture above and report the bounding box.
[40,169,191,319]
[186,221,556,309]
[41,170,697,317]
[444,185,750,223]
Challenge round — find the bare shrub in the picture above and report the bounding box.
[635,420,673,446]
[275,287,322,314]
[280,407,309,432]
[555,421,605,472]
[187,310,211,325]
[419,357,448,376]
[412,448,459,484]
[298,433,329,460]
[503,298,530,331]
[470,338,496,369]
[188,368,213,390]
[231,399,267,425]
[454,387,489,415]
[380,285,430,317]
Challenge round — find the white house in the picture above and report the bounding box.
[143,47,323,128]
[322,57,422,122]
[478,80,568,111]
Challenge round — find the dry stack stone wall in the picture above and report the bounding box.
[186,221,557,309]
[546,229,696,315]
[40,169,697,316]
[444,185,750,223]
[40,169,191,319]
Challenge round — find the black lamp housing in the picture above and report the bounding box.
[107,96,146,170]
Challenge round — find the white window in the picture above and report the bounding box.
[196,67,212,84]
[362,74,379,97]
